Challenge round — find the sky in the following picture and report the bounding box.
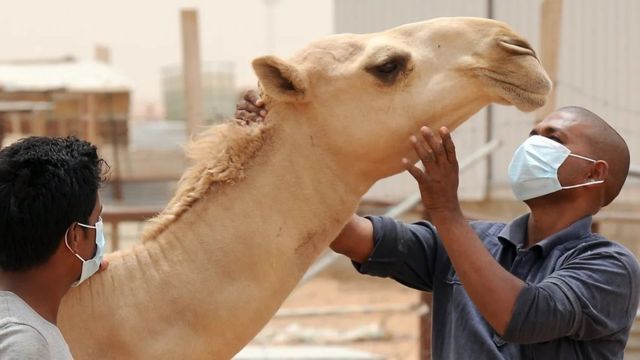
[0,0,334,117]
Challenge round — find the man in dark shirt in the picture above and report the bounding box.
[330,106,640,359]
[236,93,640,358]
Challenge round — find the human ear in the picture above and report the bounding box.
[66,224,83,253]
[252,56,308,103]
[589,160,608,182]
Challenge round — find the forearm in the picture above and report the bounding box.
[431,209,524,335]
[330,214,374,263]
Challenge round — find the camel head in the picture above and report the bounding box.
[252,17,551,185]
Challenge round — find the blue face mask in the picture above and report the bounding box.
[508,135,604,201]
[64,217,105,287]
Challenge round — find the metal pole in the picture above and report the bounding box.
[485,0,495,201]
[275,302,425,318]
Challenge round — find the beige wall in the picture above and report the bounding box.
[336,0,640,206]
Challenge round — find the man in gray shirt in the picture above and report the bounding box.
[236,94,640,358]
[0,137,109,359]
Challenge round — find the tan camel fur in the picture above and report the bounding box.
[57,18,550,359]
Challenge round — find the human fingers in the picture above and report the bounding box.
[245,89,265,108]
[236,100,264,116]
[420,126,444,163]
[410,135,435,168]
[235,110,262,124]
[99,259,109,272]
[402,158,426,183]
[439,127,458,165]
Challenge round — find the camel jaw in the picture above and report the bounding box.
[476,68,551,112]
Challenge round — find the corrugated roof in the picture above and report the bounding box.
[0,61,131,93]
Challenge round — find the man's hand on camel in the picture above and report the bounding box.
[403,126,463,217]
[235,89,267,125]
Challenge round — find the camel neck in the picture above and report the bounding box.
[158,115,363,263]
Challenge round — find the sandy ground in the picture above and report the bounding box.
[256,258,423,359]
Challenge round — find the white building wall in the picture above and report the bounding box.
[335,0,640,205]
[554,0,640,204]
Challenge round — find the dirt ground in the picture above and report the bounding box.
[255,257,424,359]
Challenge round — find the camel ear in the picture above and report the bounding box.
[252,56,308,102]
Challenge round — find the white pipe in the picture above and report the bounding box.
[275,302,428,318]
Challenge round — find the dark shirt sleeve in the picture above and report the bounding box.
[503,247,640,344]
[353,215,439,291]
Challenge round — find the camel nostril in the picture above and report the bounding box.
[498,37,536,57]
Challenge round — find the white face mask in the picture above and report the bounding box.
[64,216,105,287]
[508,135,604,201]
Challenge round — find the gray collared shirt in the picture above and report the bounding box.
[355,214,640,359]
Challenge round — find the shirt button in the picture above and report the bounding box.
[493,333,507,347]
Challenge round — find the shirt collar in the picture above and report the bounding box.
[497,213,529,250]
[498,213,594,257]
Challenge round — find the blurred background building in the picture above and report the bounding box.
[162,61,236,124]
[0,57,131,146]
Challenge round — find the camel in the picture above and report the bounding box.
[58,17,550,359]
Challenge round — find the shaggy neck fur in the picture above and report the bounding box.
[142,122,276,242]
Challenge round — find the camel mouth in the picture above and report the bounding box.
[479,70,551,111]
[497,37,537,58]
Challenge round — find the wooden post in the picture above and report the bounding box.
[420,292,433,359]
[10,113,21,136]
[86,93,99,145]
[32,111,46,136]
[0,113,5,148]
[181,9,204,137]
[95,45,111,64]
[535,0,563,123]
[111,221,120,251]
[420,206,433,359]
[108,93,124,201]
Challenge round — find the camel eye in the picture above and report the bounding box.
[366,56,408,85]
[377,61,399,74]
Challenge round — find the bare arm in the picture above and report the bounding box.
[329,214,374,264]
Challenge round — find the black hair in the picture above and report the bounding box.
[0,137,108,271]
